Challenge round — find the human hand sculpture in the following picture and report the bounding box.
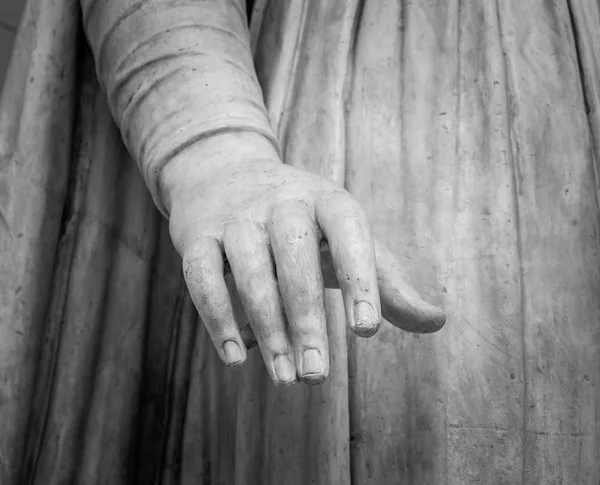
[81,0,445,386]
[162,132,446,385]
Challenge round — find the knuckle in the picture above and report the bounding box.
[223,219,265,244]
[183,257,213,285]
[236,256,267,278]
[239,287,273,315]
[246,310,285,342]
[203,316,229,337]
[317,191,368,227]
[271,198,313,221]
[293,321,325,342]
[281,280,324,310]
[281,224,314,248]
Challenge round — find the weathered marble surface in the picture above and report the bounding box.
[0,0,599,483]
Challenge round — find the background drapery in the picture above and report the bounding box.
[1,0,599,483]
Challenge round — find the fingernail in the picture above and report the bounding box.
[301,349,323,377]
[223,341,243,366]
[273,354,297,383]
[353,301,379,336]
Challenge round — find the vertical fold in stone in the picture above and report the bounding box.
[564,1,600,216]
[0,0,80,482]
[444,1,524,482]
[39,55,158,484]
[498,1,600,482]
[345,0,526,482]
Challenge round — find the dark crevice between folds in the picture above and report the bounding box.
[565,1,591,115]
[20,43,94,485]
[492,2,529,483]
[565,0,600,230]
[246,0,254,24]
[343,3,365,485]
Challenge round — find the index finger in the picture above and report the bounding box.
[317,230,447,333]
[316,191,381,337]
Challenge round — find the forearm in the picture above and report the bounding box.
[80,0,279,215]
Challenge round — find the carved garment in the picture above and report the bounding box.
[0,0,599,483]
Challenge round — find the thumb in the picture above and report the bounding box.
[374,240,447,334]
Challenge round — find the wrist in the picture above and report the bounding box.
[158,130,282,215]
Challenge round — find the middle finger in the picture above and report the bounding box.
[269,201,329,384]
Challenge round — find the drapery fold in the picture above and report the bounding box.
[1,0,599,483]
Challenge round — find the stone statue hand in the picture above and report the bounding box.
[162,132,446,385]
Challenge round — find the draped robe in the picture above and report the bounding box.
[1,0,599,483]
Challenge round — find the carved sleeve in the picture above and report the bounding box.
[80,0,278,215]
